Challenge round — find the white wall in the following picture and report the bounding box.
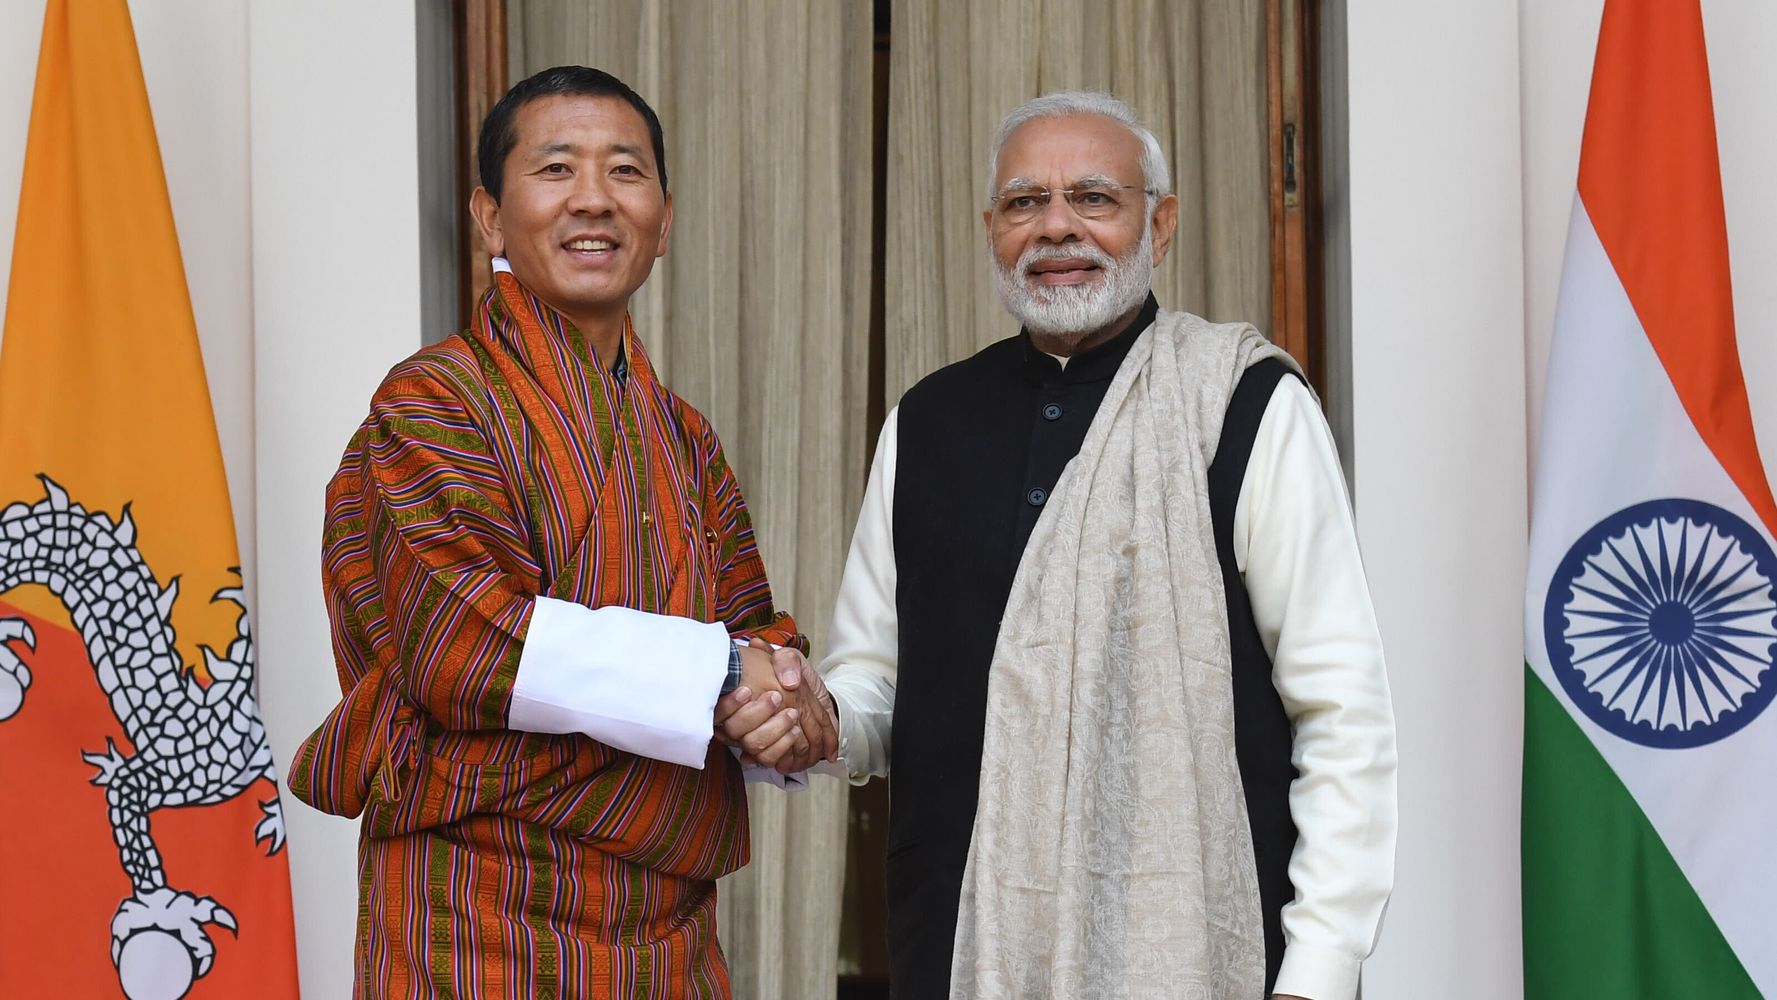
[1343,4,1529,997]
[1702,2,1777,461]
[249,2,423,996]
[0,3,36,304]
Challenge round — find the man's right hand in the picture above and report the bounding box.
[714,639,838,771]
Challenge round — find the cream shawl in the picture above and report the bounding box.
[950,310,1294,999]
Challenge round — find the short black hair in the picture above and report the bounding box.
[476,65,668,203]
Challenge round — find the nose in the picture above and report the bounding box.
[1033,191,1085,244]
[565,172,616,216]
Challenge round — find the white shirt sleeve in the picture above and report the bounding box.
[1237,378,1398,1000]
[507,598,731,769]
[818,408,901,783]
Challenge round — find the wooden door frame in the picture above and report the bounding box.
[457,0,508,327]
[1267,0,1324,395]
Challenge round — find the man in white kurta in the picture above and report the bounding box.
[726,91,1396,1000]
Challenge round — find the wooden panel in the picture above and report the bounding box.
[458,0,508,327]
[1299,0,1325,399]
[1267,0,1323,393]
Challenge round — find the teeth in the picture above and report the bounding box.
[567,239,616,251]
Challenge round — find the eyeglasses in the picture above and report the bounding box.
[991,179,1157,225]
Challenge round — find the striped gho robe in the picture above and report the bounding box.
[288,270,804,998]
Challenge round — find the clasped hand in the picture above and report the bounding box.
[713,638,838,773]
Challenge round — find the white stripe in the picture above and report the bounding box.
[1527,197,1777,991]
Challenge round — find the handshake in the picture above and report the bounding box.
[713,637,840,775]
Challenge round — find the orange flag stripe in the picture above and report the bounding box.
[1577,0,1777,538]
[0,0,237,649]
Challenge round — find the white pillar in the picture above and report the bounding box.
[1342,4,1529,996]
[249,3,423,994]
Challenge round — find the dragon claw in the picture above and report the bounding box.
[81,737,129,787]
[0,617,33,721]
[209,903,238,935]
[0,617,34,648]
[254,796,287,855]
[112,887,237,999]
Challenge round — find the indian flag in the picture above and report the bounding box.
[1524,0,1775,996]
[0,2,299,998]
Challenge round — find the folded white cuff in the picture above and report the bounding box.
[1270,940,1362,1000]
[509,597,729,768]
[824,670,895,783]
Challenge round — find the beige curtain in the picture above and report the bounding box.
[886,0,1270,399]
[508,3,872,998]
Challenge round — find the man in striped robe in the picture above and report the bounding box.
[288,66,834,998]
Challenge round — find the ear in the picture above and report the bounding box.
[1149,193,1180,266]
[654,190,675,258]
[470,186,504,258]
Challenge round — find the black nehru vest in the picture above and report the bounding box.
[887,295,1301,998]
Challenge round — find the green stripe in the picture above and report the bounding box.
[426,835,461,1000]
[522,823,561,1000]
[1522,665,1759,998]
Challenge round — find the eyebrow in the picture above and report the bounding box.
[993,172,1128,197]
[529,141,649,161]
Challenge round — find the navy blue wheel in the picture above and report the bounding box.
[1544,498,1777,749]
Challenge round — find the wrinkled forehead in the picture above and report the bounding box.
[512,93,655,163]
[992,113,1144,191]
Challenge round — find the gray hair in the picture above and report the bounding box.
[985,91,1171,204]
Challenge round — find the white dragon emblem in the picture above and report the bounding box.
[0,476,284,1000]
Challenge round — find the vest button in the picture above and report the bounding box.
[1042,402,1063,421]
[1026,487,1047,507]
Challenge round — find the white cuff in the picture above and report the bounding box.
[825,670,895,783]
[509,597,730,768]
[1271,940,1362,1000]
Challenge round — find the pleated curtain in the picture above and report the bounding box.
[885,0,1270,399]
[508,4,872,998]
[505,1,1270,994]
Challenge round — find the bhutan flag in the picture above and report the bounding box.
[0,2,300,998]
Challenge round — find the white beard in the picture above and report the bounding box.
[992,223,1155,345]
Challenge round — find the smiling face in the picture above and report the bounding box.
[983,112,1178,351]
[470,94,672,338]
